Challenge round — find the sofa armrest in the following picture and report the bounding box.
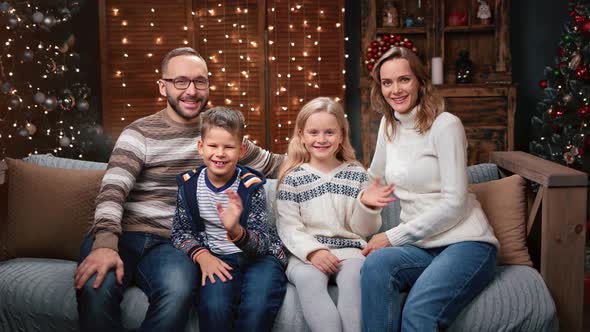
[490,151,587,332]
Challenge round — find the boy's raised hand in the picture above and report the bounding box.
[195,251,233,286]
[217,189,243,238]
[307,249,342,275]
[360,178,396,209]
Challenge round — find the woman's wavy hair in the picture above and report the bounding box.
[277,97,359,185]
[370,47,445,141]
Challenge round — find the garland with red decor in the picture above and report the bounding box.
[365,34,417,72]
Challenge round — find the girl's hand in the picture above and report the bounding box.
[361,232,392,256]
[307,249,341,274]
[361,178,396,209]
[218,190,243,238]
[195,251,234,287]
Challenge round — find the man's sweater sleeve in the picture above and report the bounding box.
[90,127,146,251]
[240,139,285,178]
[385,117,470,246]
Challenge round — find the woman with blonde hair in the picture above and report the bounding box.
[360,47,499,332]
[276,97,394,332]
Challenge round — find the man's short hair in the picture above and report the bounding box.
[200,106,245,140]
[161,47,206,75]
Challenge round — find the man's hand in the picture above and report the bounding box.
[74,248,124,289]
[307,249,341,275]
[217,189,243,238]
[196,251,234,287]
[361,178,396,209]
[361,232,392,256]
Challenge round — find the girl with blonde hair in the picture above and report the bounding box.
[276,97,394,332]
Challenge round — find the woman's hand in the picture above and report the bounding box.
[361,178,396,209]
[307,249,341,274]
[361,232,391,256]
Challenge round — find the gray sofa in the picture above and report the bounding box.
[1,152,584,331]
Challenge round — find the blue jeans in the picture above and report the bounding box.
[197,252,287,332]
[361,241,497,332]
[76,232,198,332]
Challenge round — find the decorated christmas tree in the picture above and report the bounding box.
[529,0,590,173]
[0,0,110,161]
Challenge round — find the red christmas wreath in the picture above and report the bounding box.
[365,34,417,73]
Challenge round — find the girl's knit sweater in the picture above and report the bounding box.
[276,163,382,262]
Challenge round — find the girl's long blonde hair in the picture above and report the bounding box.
[370,47,445,141]
[277,97,358,185]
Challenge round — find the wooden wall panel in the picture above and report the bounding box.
[100,0,194,139]
[267,0,346,153]
[100,1,346,152]
[193,0,267,147]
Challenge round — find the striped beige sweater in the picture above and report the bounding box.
[91,109,284,251]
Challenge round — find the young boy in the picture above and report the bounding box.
[171,106,287,332]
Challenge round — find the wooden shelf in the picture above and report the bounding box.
[361,0,512,166]
[376,27,427,34]
[443,25,495,32]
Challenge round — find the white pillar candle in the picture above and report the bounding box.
[431,57,443,85]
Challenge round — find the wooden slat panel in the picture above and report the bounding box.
[267,0,346,153]
[100,0,193,139]
[194,0,266,147]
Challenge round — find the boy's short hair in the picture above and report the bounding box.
[200,106,245,140]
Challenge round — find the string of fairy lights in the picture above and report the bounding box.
[108,2,346,152]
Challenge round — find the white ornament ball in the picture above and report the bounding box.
[59,136,71,147]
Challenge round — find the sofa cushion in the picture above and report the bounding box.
[469,174,532,266]
[1,159,105,261]
[0,258,556,332]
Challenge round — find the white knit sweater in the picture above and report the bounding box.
[276,163,382,262]
[369,107,499,249]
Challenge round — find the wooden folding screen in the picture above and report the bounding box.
[99,1,345,152]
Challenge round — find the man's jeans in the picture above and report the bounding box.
[197,252,287,332]
[76,232,198,332]
[361,241,497,332]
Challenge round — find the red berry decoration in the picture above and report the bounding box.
[365,34,417,72]
[576,65,589,80]
[578,105,590,118]
[539,80,548,89]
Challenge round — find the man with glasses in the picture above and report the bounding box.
[74,47,285,331]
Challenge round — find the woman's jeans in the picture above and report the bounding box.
[197,252,287,332]
[76,231,198,332]
[361,241,497,332]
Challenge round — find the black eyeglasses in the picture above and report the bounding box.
[161,77,209,90]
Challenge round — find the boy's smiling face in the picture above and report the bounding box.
[198,127,246,187]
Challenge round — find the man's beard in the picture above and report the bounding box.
[168,95,208,120]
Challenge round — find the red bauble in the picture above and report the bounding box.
[576,65,589,80]
[581,20,590,35]
[578,105,590,117]
[539,80,548,89]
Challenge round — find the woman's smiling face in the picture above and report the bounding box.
[379,58,420,114]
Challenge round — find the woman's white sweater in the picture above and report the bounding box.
[369,107,499,249]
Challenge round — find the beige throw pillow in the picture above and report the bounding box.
[1,158,105,261]
[469,174,532,266]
